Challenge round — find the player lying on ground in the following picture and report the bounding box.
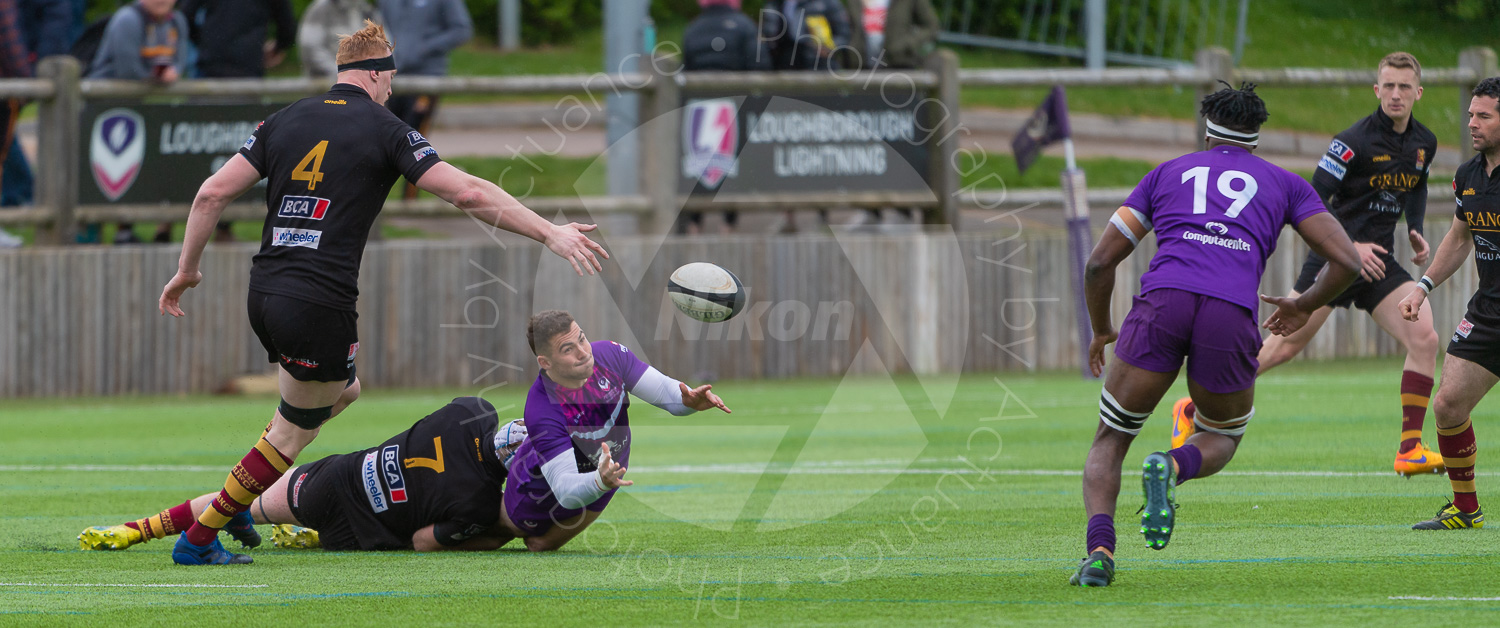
[1394,76,1500,531]
[1071,82,1361,587]
[494,310,731,551]
[155,21,607,566]
[1170,52,1445,477]
[81,397,530,552]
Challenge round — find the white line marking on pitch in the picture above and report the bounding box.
[4,462,1494,478]
[1389,596,1500,602]
[0,583,268,589]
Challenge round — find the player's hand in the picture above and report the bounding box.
[679,382,731,414]
[1087,329,1117,378]
[544,222,609,276]
[1409,230,1430,266]
[595,442,632,490]
[1398,288,1427,322]
[1260,293,1312,336]
[159,270,202,317]
[1353,242,1387,282]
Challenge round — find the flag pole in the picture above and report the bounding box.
[1060,136,1095,379]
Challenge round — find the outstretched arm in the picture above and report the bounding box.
[411,524,512,552]
[414,162,608,275]
[628,367,731,415]
[159,155,263,317]
[1261,212,1360,336]
[1399,216,1474,322]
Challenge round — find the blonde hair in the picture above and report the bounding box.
[335,20,393,66]
[1378,52,1422,82]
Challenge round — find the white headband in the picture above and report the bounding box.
[1205,119,1259,146]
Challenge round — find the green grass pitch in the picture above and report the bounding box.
[4,357,1500,625]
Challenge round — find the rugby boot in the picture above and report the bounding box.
[1394,442,1445,477]
[224,511,262,548]
[1170,397,1196,449]
[1141,451,1178,550]
[271,524,321,549]
[1068,550,1115,587]
[1412,503,1484,530]
[78,525,144,551]
[172,535,252,565]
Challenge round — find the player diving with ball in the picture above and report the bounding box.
[1070,83,1362,587]
[81,311,729,556]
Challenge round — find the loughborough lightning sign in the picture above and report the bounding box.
[79,101,284,205]
[679,92,931,195]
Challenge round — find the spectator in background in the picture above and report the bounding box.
[88,0,187,245]
[760,0,850,72]
[0,0,28,247]
[881,0,937,70]
[844,0,938,231]
[179,0,295,78]
[177,0,294,243]
[298,0,380,78]
[378,0,471,199]
[7,0,78,212]
[679,0,766,236]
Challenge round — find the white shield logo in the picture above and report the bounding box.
[90,108,145,201]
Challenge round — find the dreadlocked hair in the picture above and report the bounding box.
[1199,80,1269,134]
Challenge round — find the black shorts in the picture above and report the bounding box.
[1445,311,1500,378]
[1293,251,1413,313]
[248,290,359,383]
[285,455,404,551]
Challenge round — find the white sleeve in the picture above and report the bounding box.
[540,449,609,510]
[628,367,695,416]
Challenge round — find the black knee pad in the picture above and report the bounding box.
[279,399,334,430]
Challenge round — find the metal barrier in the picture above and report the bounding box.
[0,46,1495,243]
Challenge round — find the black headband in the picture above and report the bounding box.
[337,55,396,73]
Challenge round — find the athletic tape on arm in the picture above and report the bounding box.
[1109,206,1152,247]
[540,449,609,510]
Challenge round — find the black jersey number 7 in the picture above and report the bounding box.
[292,140,329,191]
[403,436,446,473]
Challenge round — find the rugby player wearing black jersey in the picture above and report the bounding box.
[1170,53,1445,477]
[1397,77,1500,530]
[80,397,531,552]
[154,22,607,565]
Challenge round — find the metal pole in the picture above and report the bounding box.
[36,56,80,245]
[1085,0,1106,70]
[1231,0,1248,63]
[1060,162,1092,378]
[604,0,647,199]
[500,0,520,52]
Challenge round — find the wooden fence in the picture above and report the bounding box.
[0,222,1478,397]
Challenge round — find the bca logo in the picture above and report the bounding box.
[381,445,408,503]
[681,98,739,189]
[278,195,330,220]
[90,108,145,201]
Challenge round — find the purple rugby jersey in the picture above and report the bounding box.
[503,340,649,533]
[1121,145,1327,317]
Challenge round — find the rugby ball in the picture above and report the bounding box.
[667,262,746,323]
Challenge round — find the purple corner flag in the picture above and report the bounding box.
[1011,85,1072,174]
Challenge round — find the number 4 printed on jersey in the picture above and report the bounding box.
[1182,166,1259,218]
[293,140,329,191]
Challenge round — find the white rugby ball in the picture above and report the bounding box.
[668,262,746,323]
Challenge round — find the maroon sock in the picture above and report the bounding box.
[124,499,196,541]
[1436,419,1479,513]
[1399,371,1434,453]
[184,438,292,546]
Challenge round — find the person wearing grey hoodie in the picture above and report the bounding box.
[298,0,381,78]
[376,0,470,199]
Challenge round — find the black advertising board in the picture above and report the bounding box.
[79,100,284,205]
[679,90,933,196]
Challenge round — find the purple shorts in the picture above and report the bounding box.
[1113,288,1261,394]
